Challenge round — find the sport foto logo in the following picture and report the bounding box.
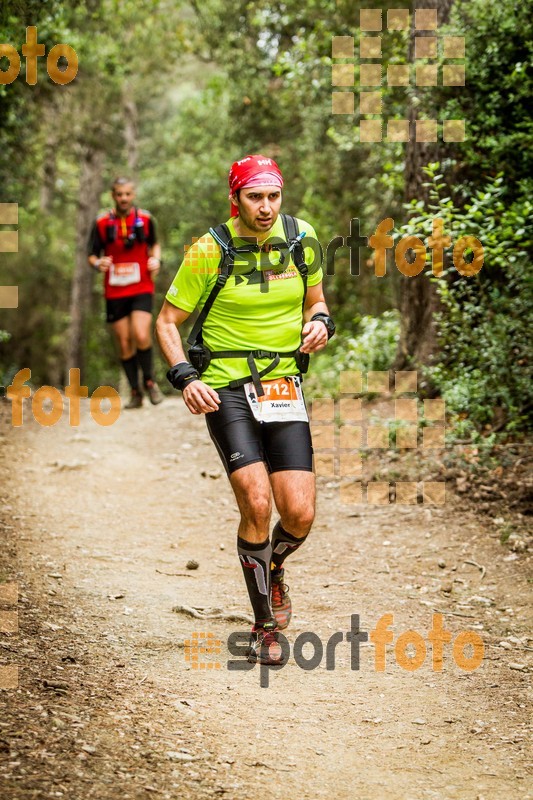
[332,8,466,142]
[0,26,78,86]
[182,216,483,282]
[4,368,121,427]
[186,613,484,688]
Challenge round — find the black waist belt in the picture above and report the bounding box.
[210,349,300,397]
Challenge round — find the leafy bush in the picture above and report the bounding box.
[305,311,400,399]
[401,166,532,439]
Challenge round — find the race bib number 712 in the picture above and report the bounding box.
[244,376,308,423]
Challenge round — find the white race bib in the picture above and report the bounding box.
[108,262,141,287]
[245,376,308,423]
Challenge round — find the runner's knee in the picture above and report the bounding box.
[240,493,272,530]
[282,504,315,536]
[134,332,151,350]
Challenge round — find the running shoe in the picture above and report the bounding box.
[271,568,292,630]
[247,621,285,665]
[125,389,143,409]
[144,379,164,405]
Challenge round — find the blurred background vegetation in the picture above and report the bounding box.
[0,0,531,446]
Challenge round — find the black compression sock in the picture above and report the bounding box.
[137,346,154,383]
[121,354,139,391]
[237,536,273,625]
[271,521,308,571]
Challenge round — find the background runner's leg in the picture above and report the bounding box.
[112,317,139,390]
[230,463,274,623]
[131,310,153,382]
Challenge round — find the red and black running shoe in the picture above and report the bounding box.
[271,568,292,630]
[247,620,285,665]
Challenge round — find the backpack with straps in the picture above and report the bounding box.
[187,214,310,396]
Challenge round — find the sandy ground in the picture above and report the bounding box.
[0,396,531,800]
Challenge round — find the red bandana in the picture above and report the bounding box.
[228,155,284,217]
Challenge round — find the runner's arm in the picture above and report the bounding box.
[300,281,330,354]
[156,300,220,415]
[87,221,112,272]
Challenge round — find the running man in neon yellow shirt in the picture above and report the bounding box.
[156,155,335,666]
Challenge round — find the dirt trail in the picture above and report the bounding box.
[0,397,531,800]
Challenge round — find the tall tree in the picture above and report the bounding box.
[394,0,454,374]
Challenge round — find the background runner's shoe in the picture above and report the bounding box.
[144,380,164,405]
[125,389,143,409]
[271,568,292,629]
[247,621,285,665]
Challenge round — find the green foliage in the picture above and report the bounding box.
[305,311,400,399]
[402,165,532,439]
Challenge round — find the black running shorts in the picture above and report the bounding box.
[106,292,153,323]
[205,386,314,475]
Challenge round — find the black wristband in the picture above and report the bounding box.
[311,313,336,340]
[166,362,200,391]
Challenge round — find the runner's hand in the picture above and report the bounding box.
[96,256,113,272]
[182,380,221,415]
[147,256,160,275]
[300,320,328,354]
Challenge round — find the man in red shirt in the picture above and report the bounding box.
[88,177,163,408]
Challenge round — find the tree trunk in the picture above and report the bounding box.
[394,0,454,375]
[66,146,104,375]
[122,83,138,177]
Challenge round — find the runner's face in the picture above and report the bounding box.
[232,186,282,235]
[112,183,135,215]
